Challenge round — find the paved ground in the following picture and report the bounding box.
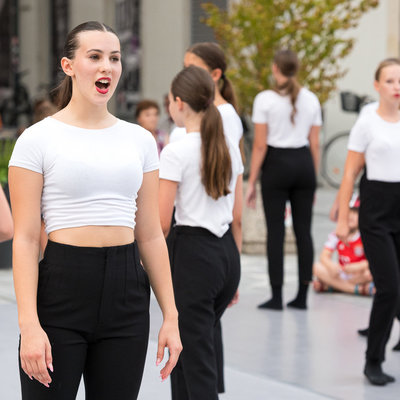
[1,187,399,399]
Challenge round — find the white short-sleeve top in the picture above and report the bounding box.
[168,103,243,147]
[348,111,400,182]
[159,132,244,237]
[9,117,159,233]
[252,87,322,148]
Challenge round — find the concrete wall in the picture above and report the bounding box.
[140,0,191,109]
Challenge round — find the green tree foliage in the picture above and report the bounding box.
[202,0,379,113]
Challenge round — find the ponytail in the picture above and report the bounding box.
[53,76,73,109]
[171,65,232,200]
[273,77,301,124]
[220,74,238,112]
[200,103,232,200]
[273,49,301,124]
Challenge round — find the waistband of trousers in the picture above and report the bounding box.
[268,145,308,152]
[43,240,136,266]
[175,225,219,237]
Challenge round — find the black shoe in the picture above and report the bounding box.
[357,328,369,337]
[287,299,307,310]
[257,299,283,310]
[383,373,395,383]
[393,340,400,351]
[364,362,389,386]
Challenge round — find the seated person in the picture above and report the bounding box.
[313,196,374,296]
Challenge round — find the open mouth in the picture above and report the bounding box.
[95,78,111,93]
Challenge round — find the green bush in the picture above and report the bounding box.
[0,138,16,185]
[202,0,379,114]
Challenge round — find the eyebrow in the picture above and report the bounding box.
[87,49,121,54]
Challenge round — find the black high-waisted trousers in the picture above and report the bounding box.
[261,145,316,287]
[359,177,400,363]
[19,240,150,400]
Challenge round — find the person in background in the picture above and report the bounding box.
[337,58,400,386]
[159,65,242,400]
[0,185,13,242]
[245,49,321,311]
[135,99,168,155]
[8,21,181,399]
[313,195,374,295]
[159,93,176,134]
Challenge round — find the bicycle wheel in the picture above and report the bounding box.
[321,131,350,189]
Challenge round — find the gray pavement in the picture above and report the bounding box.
[1,187,400,399]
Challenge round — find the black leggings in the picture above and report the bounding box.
[359,178,400,363]
[261,146,316,287]
[170,226,240,400]
[20,240,150,400]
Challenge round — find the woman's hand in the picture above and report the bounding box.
[245,182,257,209]
[156,318,182,382]
[228,290,239,308]
[20,324,53,387]
[336,220,350,245]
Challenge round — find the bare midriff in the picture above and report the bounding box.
[48,226,135,247]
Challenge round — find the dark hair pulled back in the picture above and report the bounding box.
[273,49,301,124]
[53,21,118,109]
[187,42,238,112]
[171,65,232,200]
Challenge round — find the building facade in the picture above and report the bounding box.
[0,0,399,133]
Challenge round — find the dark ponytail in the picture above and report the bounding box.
[187,42,238,112]
[52,21,119,109]
[273,50,301,124]
[171,66,232,200]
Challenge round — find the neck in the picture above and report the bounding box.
[377,98,400,122]
[55,96,115,129]
[184,111,204,134]
[214,85,227,107]
[274,72,289,87]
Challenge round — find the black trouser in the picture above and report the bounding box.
[261,146,316,287]
[359,178,400,363]
[170,226,240,400]
[20,240,150,400]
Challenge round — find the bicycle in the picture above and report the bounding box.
[321,91,375,188]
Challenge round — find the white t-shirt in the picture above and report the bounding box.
[252,87,322,148]
[218,103,243,146]
[168,103,243,147]
[360,101,378,117]
[159,132,244,237]
[9,117,159,233]
[348,111,400,182]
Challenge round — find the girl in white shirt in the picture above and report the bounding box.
[159,65,243,400]
[183,42,243,148]
[246,50,321,311]
[8,21,181,399]
[337,58,400,386]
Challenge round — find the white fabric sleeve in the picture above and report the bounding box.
[252,92,270,124]
[142,130,159,173]
[324,232,339,250]
[312,98,323,126]
[159,144,182,182]
[348,116,369,153]
[8,128,43,174]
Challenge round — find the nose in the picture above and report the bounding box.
[100,58,112,73]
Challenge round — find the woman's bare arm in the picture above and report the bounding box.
[8,166,53,387]
[336,151,365,243]
[0,185,13,242]
[135,170,182,380]
[308,125,320,174]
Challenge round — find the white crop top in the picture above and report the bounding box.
[159,132,244,237]
[9,117,159,234]
[252,87,322,148]
[348,111,400,182]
